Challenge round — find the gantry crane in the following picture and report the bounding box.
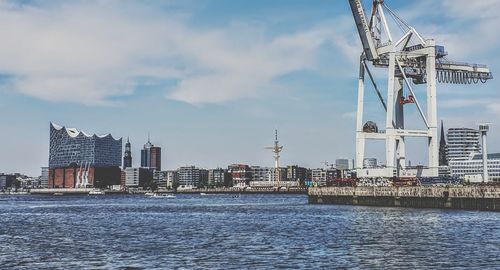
[348,0,493,178]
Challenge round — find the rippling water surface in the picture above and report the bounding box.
[0,194,499,269]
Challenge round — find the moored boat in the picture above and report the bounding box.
[147,193,175,198]
[88,190,105,195]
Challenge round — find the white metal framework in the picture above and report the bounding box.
[265,130,284,187]
[348,0,493,178]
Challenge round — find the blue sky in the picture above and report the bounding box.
[0,0,499,176]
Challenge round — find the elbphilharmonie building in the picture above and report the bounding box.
[48,122,122,188]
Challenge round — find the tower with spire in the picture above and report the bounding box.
[123,137,132,169]
[439,120,448,166]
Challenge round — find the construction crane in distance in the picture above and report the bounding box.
[265,130,284,189]
[348,0,493,178]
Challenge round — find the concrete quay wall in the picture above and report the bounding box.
[29,188,125,195]
[308,186,500,211]
[176,187,307,194]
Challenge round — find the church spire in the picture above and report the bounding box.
[439,120,448,166]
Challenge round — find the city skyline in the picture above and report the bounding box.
[1,0,499,176]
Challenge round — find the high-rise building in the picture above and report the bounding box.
[439,121,448,166]
[48,122,122,188]
[141,136,162,171]
[447,128,481,160]
[123,137,132,169]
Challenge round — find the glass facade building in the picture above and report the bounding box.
[49,122,122,168]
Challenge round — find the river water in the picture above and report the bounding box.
[0,194,498,269]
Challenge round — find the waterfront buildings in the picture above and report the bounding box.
[208,168,227,187]
[123,137,132,169]
[152,170,178,189]
[335,159,354,170]
[40,167,49,188]
[48,122,122,188]
[140,137,161,171]
[251,166,271,182]
[166,170,179,189]
[268,167,288,183]
[287,165,308,186]
[0,174,16,189]
[124,167,153,188]
[446,128,481,160]
[311,168,327,186]
[153,171,167,188]
[449,153,500,183]
[177,166,202,188]
[444,126,499,182]
[227,164,252,187]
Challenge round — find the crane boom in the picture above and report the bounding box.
[348,0,379,61]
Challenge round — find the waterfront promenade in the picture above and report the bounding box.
[309,186,500,211]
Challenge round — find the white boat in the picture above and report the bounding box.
[10,191,29,195]
[88,190,105,195]
[144,192,156,196]
[148,193,175,198]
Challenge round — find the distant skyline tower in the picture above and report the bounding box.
[123,137,132,169]
[265,129,283,188]
[141,134,162,171]
[439,121,448,166]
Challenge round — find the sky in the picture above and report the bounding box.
[0,0,499,176]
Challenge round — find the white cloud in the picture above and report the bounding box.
[0,1,354,105]
[441,98,500,119]
[341,111,357,120]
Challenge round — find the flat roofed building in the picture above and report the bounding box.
[449,153,500,183]
[40,167,49,188]
[124,167,153,188]
[208,168,227,187]
[178,166,201,188]
[228,164,252,187]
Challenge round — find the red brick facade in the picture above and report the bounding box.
[49,166,120,188]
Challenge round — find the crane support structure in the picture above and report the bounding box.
[348,0,493,178]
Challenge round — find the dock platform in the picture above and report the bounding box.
[308,186,500,211]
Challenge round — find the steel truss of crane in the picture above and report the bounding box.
[348,0,492,178]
